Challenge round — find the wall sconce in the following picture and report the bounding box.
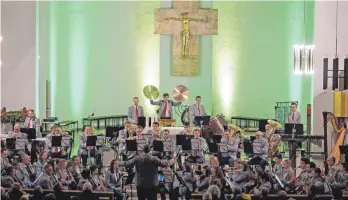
[293,44,315,75]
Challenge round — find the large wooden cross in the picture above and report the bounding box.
[155,1,218,76]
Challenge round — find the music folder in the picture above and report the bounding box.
[52,136,62,147]
[163,140,173,152]
[153,140,164,152]
[176,135,192,151]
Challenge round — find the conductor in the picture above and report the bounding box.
[124,144,168,200]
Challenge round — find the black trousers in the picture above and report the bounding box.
[137,186,157,200]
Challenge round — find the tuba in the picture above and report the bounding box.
[267,119,282,157]
[229,124,244,139]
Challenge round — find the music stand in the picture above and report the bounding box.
[52,136,63,147]
[207,142,218,154]
[243,140,253,155]
[126,140,137,152]
[285,123,304,135]
[194,116,203,126]
[176,135,192,151]
[87,136,97,147]
[106,126,122,139]
[137,117,146,128]
[202,116,211,126]
[96,135,105,147]
[153,140,164,152]
[212,134,222,144]
[6,138,16,150]
[23,128,36,140]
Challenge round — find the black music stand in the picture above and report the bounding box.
[285,123,304,135]
[126,140,137,152]
[212,134,222,143]
[202,116,211,126]
[194,116,203,127]
[52,136,62,146]
[243,139,253,155]
[339,145,348,162]
[176,135,192,151]
[21,128,36,139]
[106,126,122,139]
[87,136,97,147]
[137,117,146,128]
[6,138,16,150]
[153,140,164,152]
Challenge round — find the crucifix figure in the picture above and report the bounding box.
[155,1,218,76]
[165,12,209,57]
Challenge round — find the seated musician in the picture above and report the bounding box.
[126,126,145,158]
[68,155,82,184]
[17,155,36,188]
[24,109,42,138]
[78,125,102,168]
[7,124,28,159]
[251,171,272,195]
[231,161,251,189]
[179,164,195,199]
[280,159,295,192]
[56,159,77,190]
[195,166,212,193]
[179,123,191,135]
[325,155,340,184]
[117,121,133,160]
[150,93,181,119]
[77,168,92,190]
[252,131,268,160]
[1,166,15,188]
[128,97,145,124]
[105,159,123,199]
[90,165,106,192]
[38,164,56,189]
[46,125,66,159]
[272,153,283,178]
[189,96,206,125]
[308,168,325,196]
[186,129,205,164]
[1,148,10,170]
[162,129,175,159]
[335,162,348,186]
[147,122,162,144]
[295,158,310,193]
[220,129,239,166]
[34,151,48,176]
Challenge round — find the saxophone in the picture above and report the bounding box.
[267,119,282,157]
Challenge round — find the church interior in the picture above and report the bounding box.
[1,0,348,200]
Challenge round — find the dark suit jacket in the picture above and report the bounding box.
[125,153,168,188]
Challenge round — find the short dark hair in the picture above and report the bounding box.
[196,96,201,99]
[291,103,297,106]
[44,164,52,170]
[124,121,131,125]
[136,125,143,130]
[301,158,310,164]
[28,109,35,113]
[153,122,159,126]
[143,144,150,153]
[309,161,316,169]
[163,129,169,133]
[163,93,169,97]
[183,122,190,127]
[81,168,91,179]
[274,153,282,160]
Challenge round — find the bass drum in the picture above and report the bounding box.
[201,126,213,141]
[209,115,228,134]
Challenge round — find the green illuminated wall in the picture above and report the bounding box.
[38,1,314,123]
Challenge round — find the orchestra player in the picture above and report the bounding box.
[56,159,76,190]
[34,151,48,176]
[78,125,102,168]
[179,164,194,199]
[186,129,205,164]
[23,109,42,138]
[1,148,10,170]
[285,103,301,124]
[77,168,92,190]
[189,96,207,125]
[38,164,55,189]
[105,159,123,200]
[68,155,82,184]
[336,162,348,185]
[295,158,310,192]
[162,129,175,158]
[252,131,268,160]
[147,122,162,145]
[128,97,144,124]
[179,123,191,135]
[1,166,15,188]
[220,129,239,166]
[150,93,181,119]
[46,125,64,158]
[326,156,339,184]
[90,165,105,192]
[17,155,36,188]
[117,121,133,160]
[195,166,212,193]
[280,159,295,192]
[7,124,28,159]
[272,153,283,178]
[123,144,168,200]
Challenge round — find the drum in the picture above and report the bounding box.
[103,147,117,167]
[209,115,228,134]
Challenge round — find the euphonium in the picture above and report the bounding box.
[229,124,244,139]
[267,119,282,157]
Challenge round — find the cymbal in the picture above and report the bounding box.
[143,85,160,100]
[173,85,189,102]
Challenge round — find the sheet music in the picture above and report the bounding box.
[163,141,173,152]
[61,136,71,147]
[15,139,27,150]
[252,139,263,154]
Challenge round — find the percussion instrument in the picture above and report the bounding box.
[172,85,189,102]
[143,85,160,100]
[102,147,117,167]
[158,119,176,127]
[209,115,228,134]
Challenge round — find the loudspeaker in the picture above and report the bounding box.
[323,58,328,90]
[333,58,339,90]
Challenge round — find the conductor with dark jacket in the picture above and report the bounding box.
[124,144,168,200]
